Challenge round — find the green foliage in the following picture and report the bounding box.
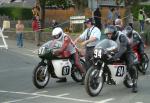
[131,5,150,20]
[45,0,74,9]
[0,7,32,20]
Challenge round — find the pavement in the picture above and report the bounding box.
[2,38,150,55]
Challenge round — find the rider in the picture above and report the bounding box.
[104,25,138,93]
[52,27,86,84]
[125,26,145,62]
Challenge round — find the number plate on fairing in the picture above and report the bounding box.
[108,64,127,84]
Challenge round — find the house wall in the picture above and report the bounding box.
[45,7,126,26]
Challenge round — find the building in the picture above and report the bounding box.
[0,0,35,8]
[88,0,125,11]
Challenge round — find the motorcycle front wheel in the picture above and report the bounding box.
[85,66,104,97]
[32,62,50,89]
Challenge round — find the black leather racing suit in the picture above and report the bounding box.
[129,30,144,56]
[111,31,137,80]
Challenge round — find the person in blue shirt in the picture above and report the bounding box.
[74,18,101,70]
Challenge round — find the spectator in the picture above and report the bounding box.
[128,13,134,29]
[94,8,102,30]
[138,9,145,33]
[115,15,123,31]
[32,16,42,46]
[51,19,58,29]
[74,18,101,70]
[16,20,24,48]
[107,8,115,25]
[114,7,120,21]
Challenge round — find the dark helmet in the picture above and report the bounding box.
[125,26,133,38]
[104,25,118,40]
[84,18,94,25]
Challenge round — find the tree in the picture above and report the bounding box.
[72,0,88,15]
[35,0,46,29]
[35,0,75,28]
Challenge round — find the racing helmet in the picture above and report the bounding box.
[52,27,64,40]
[125,26,133,38]
[104,25,117,40]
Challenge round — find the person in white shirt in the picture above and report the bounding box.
[74,18,101,70]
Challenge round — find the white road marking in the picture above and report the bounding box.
[56,93,70,97]
[23,53,35,57]
[33,91,48,94]
[0,90,94,103]
[2,96,40,103]
[95,98,115,103]
[136,102,143,103]
[26,49,38,54]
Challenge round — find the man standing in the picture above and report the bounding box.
[74,18,101,70]
[107,8,115,25]
[16,20,24,48]
[32,16,41,46]
[138,9,145,33]
[94,8,102,30]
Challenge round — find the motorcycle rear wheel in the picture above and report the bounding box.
[32,62,50,89]
[138,53,149,75]
[85,66,104,97]
[71,59,85,82]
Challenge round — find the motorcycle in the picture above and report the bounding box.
[32,40,85,89]
[133,45,149,74]
[84,39,138,97]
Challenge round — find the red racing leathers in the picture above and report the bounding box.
[54,34,86,74]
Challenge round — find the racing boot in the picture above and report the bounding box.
[132,79,138,93]
[107,78,116,85]
[56,78,67,83]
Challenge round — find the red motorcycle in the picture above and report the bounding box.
[133,45,149,74]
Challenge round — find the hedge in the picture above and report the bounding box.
[0,7,32,20]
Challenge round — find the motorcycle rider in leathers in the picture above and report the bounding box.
[52,27,86,84]
[125,26,145,62]
[104,25,138,93]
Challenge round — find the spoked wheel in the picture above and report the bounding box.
[85,66,104,97]
[32,62,50,89]
[141,53,149,74]
[71,67,82,82]
[71,59,85,82]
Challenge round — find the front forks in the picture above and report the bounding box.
[94,61,105,78]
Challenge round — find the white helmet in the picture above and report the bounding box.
[52,27,64,40]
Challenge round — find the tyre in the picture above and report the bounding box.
[85,66,104,97]
[71,59,85,82]
[123,73,133,88]
[32,62,50,89]
[141,53,149,74]
[124,65,138,88]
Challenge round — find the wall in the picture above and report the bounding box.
[45,7,126,27]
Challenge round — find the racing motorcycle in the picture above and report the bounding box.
[32,40,85,89]
[133,45,149,74]
[84,39,138,97]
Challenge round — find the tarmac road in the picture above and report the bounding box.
[0,39,150,103]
